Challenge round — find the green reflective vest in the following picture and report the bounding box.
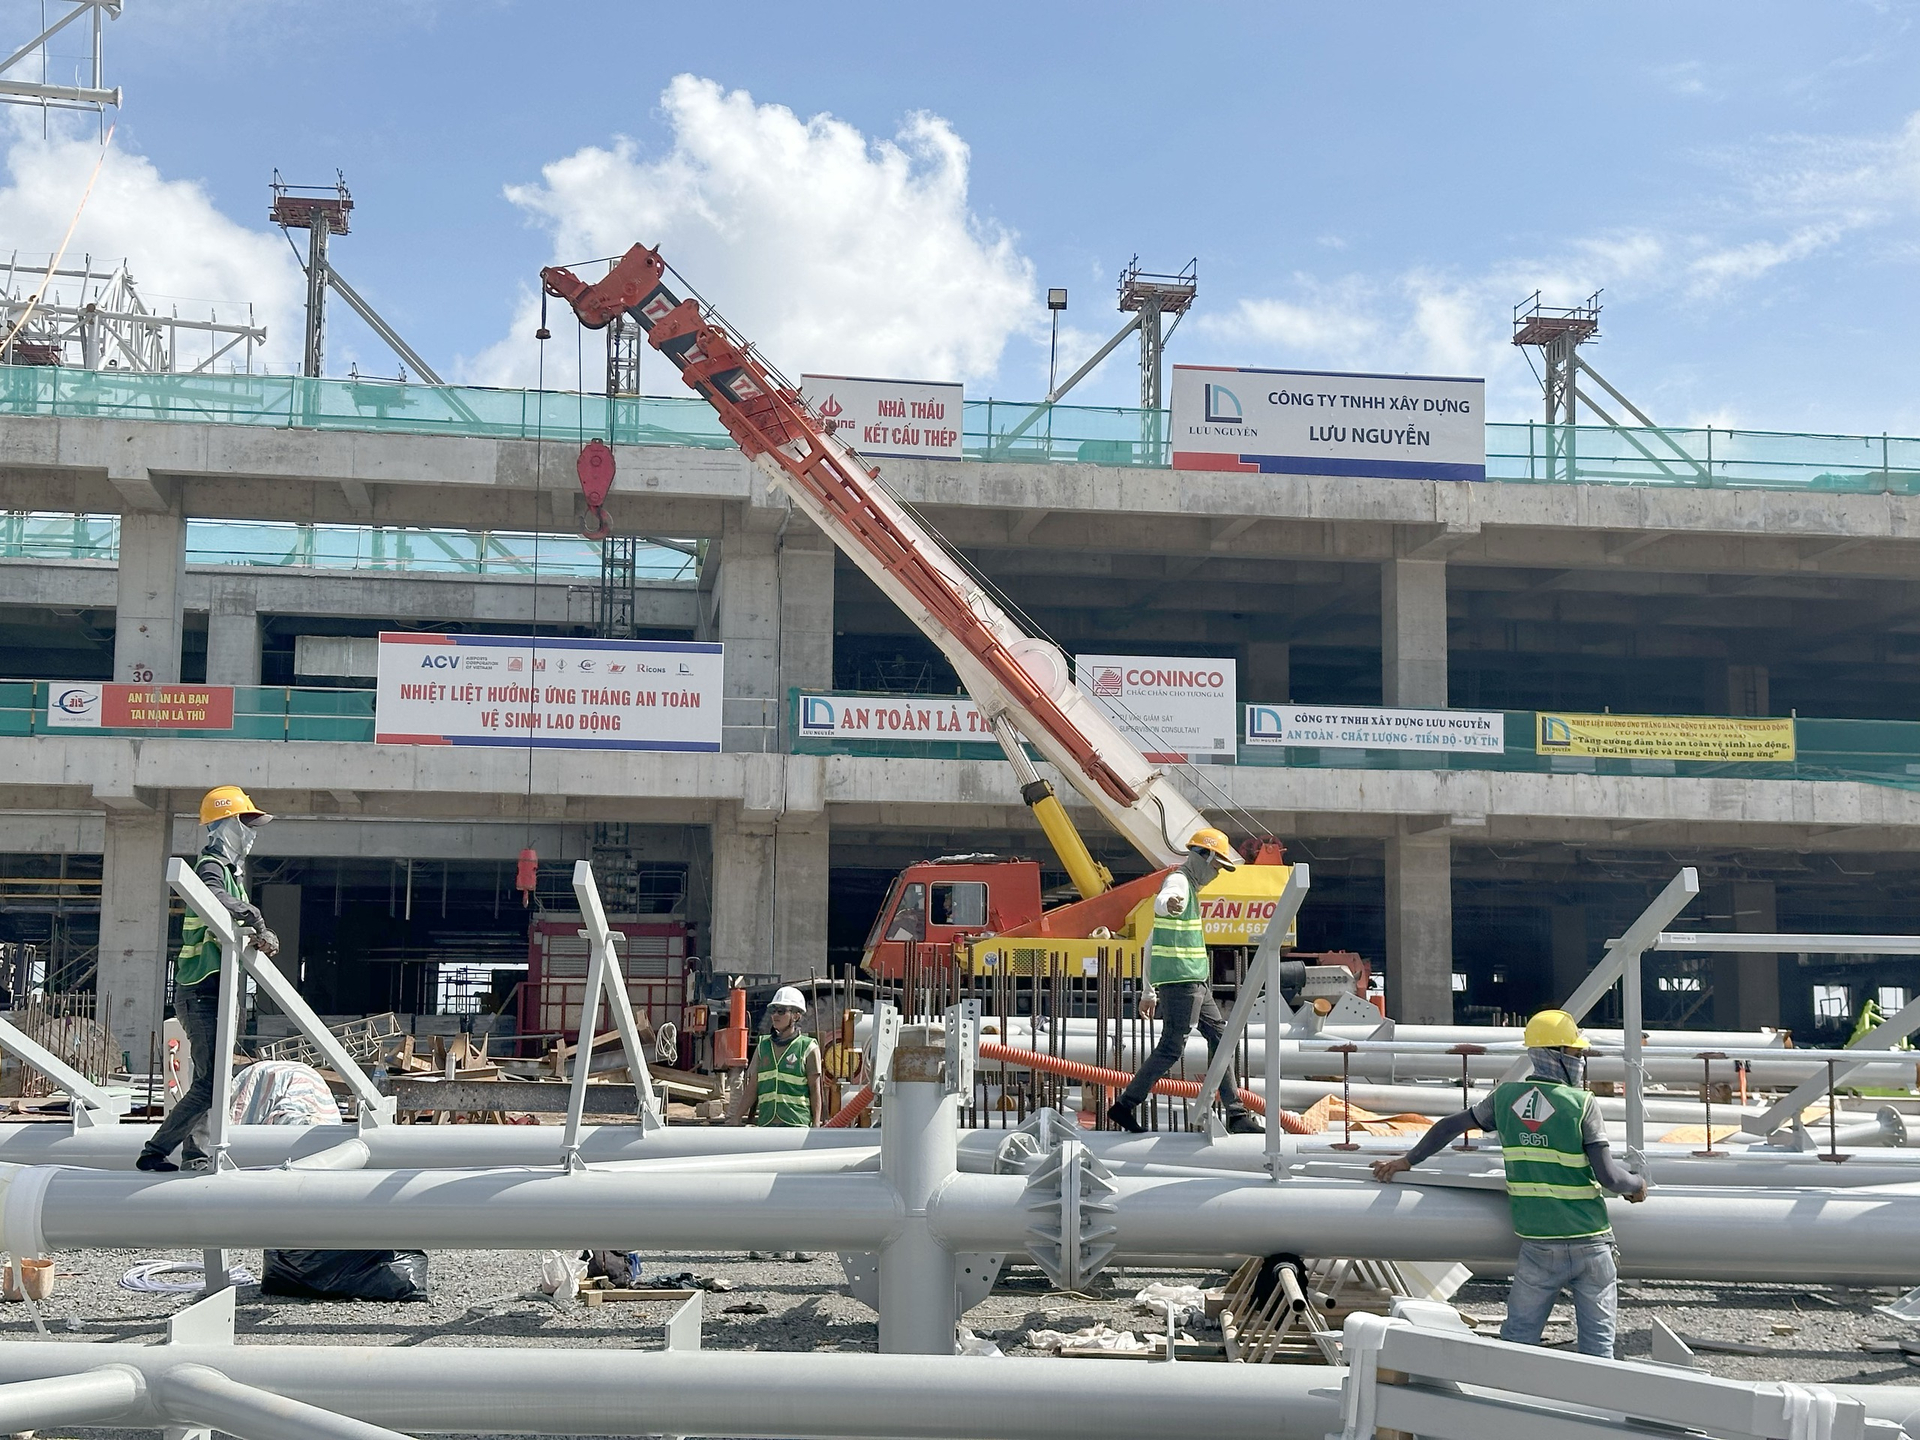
[1147,907,1208,988]
[174,858,245,989]
[754,1032,819,1126]
[1491,1078,1612,1241]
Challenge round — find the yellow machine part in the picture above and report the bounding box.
[953,865,1295,976]
[1027,785,1113,901]
[1196,863,1297,947]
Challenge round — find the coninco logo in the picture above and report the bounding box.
[1511,1087,1556,1132]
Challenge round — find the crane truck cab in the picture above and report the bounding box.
[860,847,1295,978]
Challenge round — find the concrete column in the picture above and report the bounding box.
[709,804,830,982]
[1710,879,1780,1031]
[716,512,835,752]
[204,587,262,687]
[1381,558,1448,707]
[97,806,174,1069]
[1246,641,1291,703]
[114,506,186,684]
[1384,832,1452,1024]
[1706,661,1770,717]
[1549,905,1588,1006]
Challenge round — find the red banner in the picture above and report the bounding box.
[100,684,234,730]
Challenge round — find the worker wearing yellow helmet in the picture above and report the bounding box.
[1108,827,1261,1136]
[136,785,281,1173]
[1371,1008,1647,1357]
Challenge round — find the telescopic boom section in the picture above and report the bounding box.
[541,244,1222,868]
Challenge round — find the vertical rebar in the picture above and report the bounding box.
[1693,1051,1727,1158]
[1820,1057,1850,1164]
[1330,1043,1360,1151]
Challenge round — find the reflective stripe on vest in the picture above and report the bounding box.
[754,1033,819,1126]
[1490,1079,1611,1241]
[174,858,246,989]
[1147,909,1208,988]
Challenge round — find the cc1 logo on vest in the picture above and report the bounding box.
[1511,1087,1557,1144]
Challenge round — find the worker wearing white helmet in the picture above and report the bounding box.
[726,986,825,1127]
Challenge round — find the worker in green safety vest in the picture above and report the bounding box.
[1370,1009,1648,1357]
[137,784,281,1173]
[1108,828,1261,1136]
[726,986,824,1127]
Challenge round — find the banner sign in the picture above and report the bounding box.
[1535,712,1796,763]
[1075,654,1237,760]
[1170,364,1485,481]
[375,634,722,751]
[1246,704,1505,752]
[796,692,997,746]
[46,682,234,730]
[800,374,964,459]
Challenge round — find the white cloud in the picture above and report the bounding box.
[463,75,1035,389]
[0,116,304,369]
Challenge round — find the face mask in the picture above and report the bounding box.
[1182,852,1217,890]
[205,816,256,868]
[1533,1048,1585,1087]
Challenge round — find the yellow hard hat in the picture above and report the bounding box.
[1523,1009,1589,1051]
[200,785,269,825]
[1186,827,1239,869]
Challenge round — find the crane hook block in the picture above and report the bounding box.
[577,439,616,541]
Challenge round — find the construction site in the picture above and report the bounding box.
[8,5,1920,1439]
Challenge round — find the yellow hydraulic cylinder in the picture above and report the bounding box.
[1022,780,1112,900]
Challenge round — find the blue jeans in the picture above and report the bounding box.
[1501,1239,1618,1358]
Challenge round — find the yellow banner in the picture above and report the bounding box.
[1535,712,1795,762]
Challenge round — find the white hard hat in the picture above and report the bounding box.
[769,986,807,1011]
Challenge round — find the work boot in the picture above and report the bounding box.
[1225,1110,1264,1136]
[1106,1098,1146,1134]
[134,1150,177,1173]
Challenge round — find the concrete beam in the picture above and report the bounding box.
[0,559,700,632]
[14,416,1920,583]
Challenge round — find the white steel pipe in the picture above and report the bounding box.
[10,1161,1920,1284]
[0,1121,879,1170]
[158,1365,414,1440]
[1080,1132,1920,1188]
[0,1166,903,1255]
[0,1346,1345,1440]
[878,1043,959,1354]
[923,1174,1920,1284]
[978,1030,1910,1088]
[0,1366,143,1432]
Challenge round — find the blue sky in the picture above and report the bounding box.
[7,1,1920,431]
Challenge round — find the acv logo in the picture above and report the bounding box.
[418,654,460,670]
[1204,383,1243,424]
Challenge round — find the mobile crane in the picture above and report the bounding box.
[541,245,1295,980]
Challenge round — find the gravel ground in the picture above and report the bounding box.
[1,1248,1915,1438]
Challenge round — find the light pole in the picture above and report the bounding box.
[1046,288,1068,398]
[1046,289,1067,458]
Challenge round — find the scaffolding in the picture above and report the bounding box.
[0,255,266,372]
[1513,290,1710,485]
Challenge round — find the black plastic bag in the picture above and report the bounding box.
[261,1249,429,1302]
